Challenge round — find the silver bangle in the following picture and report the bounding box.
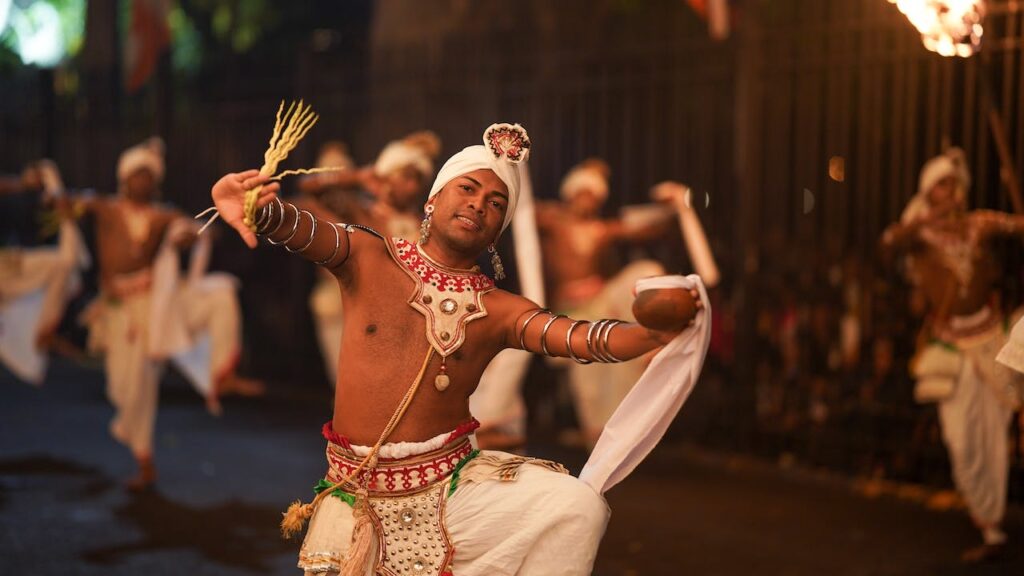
[539,314,565,357]
[266,197,286,236]
[269,203,301,246]
[566,320,591,364]
[288,210,317,253]
[586,320,605,362]
[590,320,617,363]
[600,320,623,362]
[594,320,616,362]
[518,309,548,351]
[315,223,342,266]
[255,201,271,229]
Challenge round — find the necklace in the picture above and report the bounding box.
[921,223,977,297]
[417,244,481,274]
[388,238,494,391]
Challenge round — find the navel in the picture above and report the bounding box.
[366,324,378,335]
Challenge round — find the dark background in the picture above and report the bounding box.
[4,0,1024,500]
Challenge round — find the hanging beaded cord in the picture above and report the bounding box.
[195,100,342,235]
[516,309,625,363]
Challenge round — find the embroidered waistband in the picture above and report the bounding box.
[934,306,1003,346]
[325,436,474,497]
[107,268,154,299]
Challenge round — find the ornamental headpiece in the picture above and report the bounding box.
[484,123,531,164]
[429,123,533,235]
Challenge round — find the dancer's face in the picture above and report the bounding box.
[428,168,509,255]
[124,169,157,203]
[926,175,962,218]
[569,188,604,217]
[385,166,425,210]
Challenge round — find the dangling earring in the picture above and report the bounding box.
[489,243,505,280]
[418,205,434,245]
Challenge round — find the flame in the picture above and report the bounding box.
[887,0,986,57]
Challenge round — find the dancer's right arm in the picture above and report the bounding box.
[212,170,355,273]
[880,219,924,252]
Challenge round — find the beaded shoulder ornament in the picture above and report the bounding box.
[386,238,495,391]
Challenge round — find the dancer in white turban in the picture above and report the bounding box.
[883,147,1024,563]
[0,160,89,385]
[79,138,260,489]
[535,158,718,448]
[210,123,711,575]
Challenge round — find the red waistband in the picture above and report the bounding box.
[321,418,481,451]
[325,436,475,496]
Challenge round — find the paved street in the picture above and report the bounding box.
[1,360,1021,575]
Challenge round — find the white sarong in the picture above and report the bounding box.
[0,221,89,384]
[300,430,608,576]
[90,291,163,457]
[935,309,1022,527]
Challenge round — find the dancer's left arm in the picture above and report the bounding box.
[606,181,689,243]
[975,210,1024,240]
[492,289,704,362]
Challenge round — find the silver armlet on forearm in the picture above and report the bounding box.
[254,199,271,229]
[600,320,623,362]
[586,319,623,363]
[314,222,342,266]
[566,320,592,364]
[286,210,317,253]
[539,314,566,356]
[517,308,549,351]
[267,203,301,246]
[256,196,285,236]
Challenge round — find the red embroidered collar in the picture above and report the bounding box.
[391,238,495,293]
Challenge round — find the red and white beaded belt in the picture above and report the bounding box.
[934,307,1003,348]
[323,428,476,497]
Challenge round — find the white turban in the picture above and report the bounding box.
[375,140,434,179]
[117,137,165,184]
[560,163,609,201]
[36,159,65,200]
[901,148,970,223]
[428,123,532,235]
[317,145,355,171]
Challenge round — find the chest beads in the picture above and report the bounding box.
[388,238,495,391]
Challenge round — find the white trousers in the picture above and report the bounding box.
[301,450,609,576]
[939,330,1019,528]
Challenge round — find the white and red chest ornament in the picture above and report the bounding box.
[388,238,495,390]
[484,123,531,163]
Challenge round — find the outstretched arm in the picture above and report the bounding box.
[211,170,354,272]
[975,209,1024,241]
[880,218,925,254]
[607,181,691,244]
[499,289,703,363]
[297,168,363,195]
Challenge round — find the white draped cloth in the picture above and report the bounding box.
[580,274,711,494]
[997,315,1024,374]
[0,221,90,384]
[85,219,243,455]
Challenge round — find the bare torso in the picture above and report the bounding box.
[331,232,523,444]
[93,199,175,292]
[902,212,1004,318]
[539,209,615,307]
[211,170,677,447]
